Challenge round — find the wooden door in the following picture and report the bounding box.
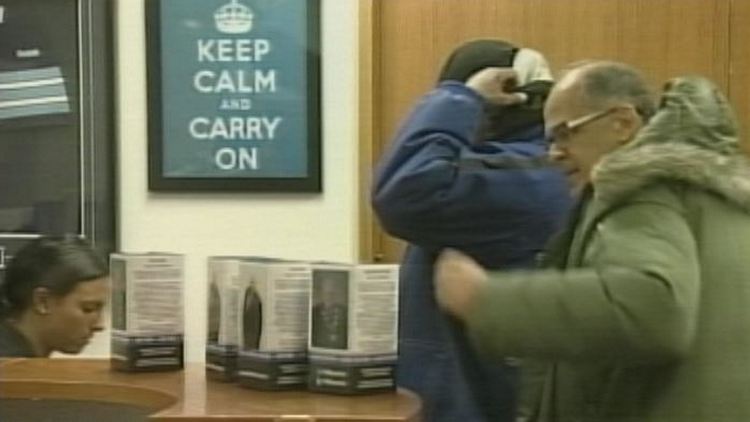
[360,0,740,263]
[730,0,750,148]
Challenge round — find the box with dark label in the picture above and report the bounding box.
[205,257,244,381]
[205,256,281,381]
[236,260,311,390]
[307,264,399,394]
[110,253,184,372]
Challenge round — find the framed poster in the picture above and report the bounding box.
[146,0,321,192]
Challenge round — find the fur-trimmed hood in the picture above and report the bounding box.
[592,76,750,211]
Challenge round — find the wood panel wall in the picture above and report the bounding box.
[730,0,750,153]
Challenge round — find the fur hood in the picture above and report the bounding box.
[592,76,750,211]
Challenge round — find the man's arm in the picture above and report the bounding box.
[437,198,700,364]
[372,79,559,250]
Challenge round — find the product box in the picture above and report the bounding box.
[205,256,281,381]
[110,253,184,372]
[307,264,399,394]
[235,260,311,390]
[205,256,244,381]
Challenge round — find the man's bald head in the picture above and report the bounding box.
[543,61,656,190]
[554,61,656,121]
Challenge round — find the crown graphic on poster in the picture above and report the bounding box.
[214,0,254,34]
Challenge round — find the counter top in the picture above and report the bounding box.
[0,358,421,421]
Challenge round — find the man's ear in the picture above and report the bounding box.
[614,107,642,145]
[31,287,53,315]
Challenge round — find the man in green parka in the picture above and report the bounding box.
[434,60,750,421]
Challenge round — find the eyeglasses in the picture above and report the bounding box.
[546,107,619,145]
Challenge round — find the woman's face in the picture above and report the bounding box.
[42,277,109,354]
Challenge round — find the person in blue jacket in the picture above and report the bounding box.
[371,39,571,422]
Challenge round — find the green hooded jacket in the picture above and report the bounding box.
[465,76,750,422]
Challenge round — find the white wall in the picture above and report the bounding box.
[80,0,360,362]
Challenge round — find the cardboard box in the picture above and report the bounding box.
[307,264,399,394]
[235,260,311,390]
[205,256,281,381]
[110,253,184,372]
[205,257,244,381]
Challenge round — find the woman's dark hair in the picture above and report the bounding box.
[0,237,108,317]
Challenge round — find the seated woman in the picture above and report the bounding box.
[0,237,109,357]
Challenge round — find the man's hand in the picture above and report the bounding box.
[466,67,527,106]
[434,249,488,320]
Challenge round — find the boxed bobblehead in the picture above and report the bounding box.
[235,259,312,390]
[205,256,245,381]
[307,263,399,394]
[205,256,282,381]
[110,252,184,372]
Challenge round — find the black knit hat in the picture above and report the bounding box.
[438,39,518,83]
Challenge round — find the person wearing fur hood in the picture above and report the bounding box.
[434,61,750,421]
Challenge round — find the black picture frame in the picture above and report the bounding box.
[145,0,321,192]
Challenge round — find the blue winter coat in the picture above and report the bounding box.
[372,81,571,422]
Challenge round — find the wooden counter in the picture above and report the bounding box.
[0,358,421,421]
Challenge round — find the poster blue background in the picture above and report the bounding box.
[160,0,310,178]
